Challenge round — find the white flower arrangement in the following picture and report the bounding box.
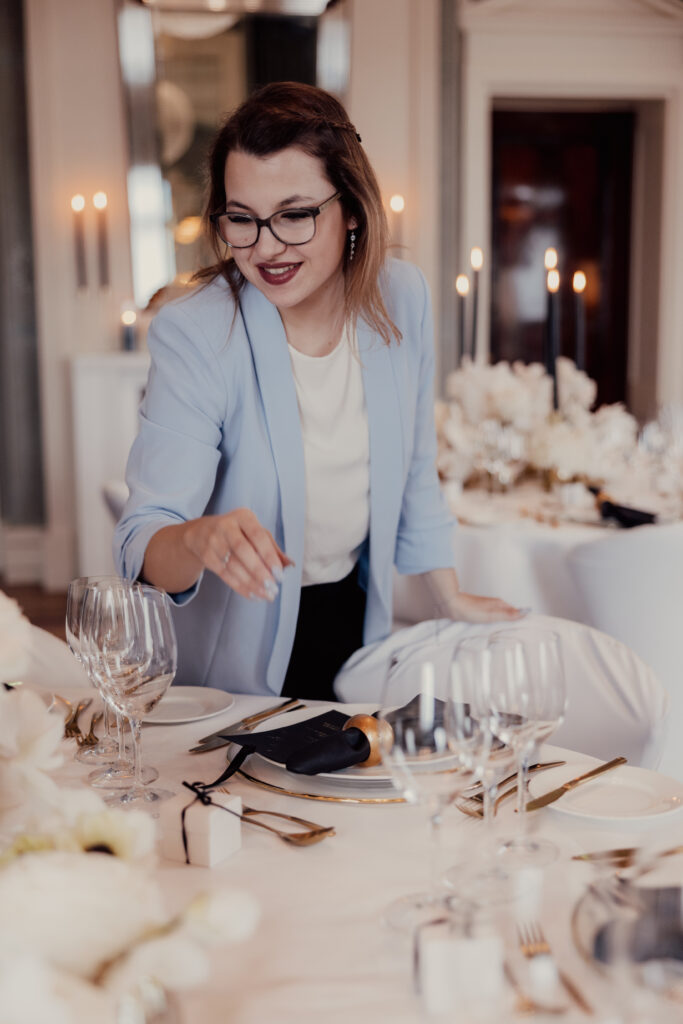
[0,844,259,1020]
[0,681,259,1022]
[438,355,639,488]
[0,591,32,683]
[0,686,63,821]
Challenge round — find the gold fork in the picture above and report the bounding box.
[63,698,93,739]
[518,922,593,1015]
[77,710,103,748]
[216,786,335,846]
[503,961,566,1016]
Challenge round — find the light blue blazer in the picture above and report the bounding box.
[114,258,456,695]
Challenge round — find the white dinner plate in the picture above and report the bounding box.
[144,686,234,725]
[527,762,683,822]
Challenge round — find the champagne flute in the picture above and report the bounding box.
[87,583,176,807]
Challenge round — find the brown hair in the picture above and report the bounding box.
[195,81,401,346]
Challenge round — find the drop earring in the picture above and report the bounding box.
[349,231,356,262]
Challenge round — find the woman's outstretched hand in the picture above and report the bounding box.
[420,567,526,624]
[441,591,526,624]
[183,508,294,602]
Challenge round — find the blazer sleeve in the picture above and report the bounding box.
[394,269,457,574]
[113,300,228,602]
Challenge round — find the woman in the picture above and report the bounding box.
[115,82,520,699]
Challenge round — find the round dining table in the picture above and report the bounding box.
[40,673,683,1024]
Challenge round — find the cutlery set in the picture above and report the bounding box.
[525,756,628,811]
[455,760,567,818]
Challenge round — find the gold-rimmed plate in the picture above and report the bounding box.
[237,750,405,804]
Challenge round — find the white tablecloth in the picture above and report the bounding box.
[44,685,683,1024]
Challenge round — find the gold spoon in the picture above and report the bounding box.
[216,786,335,846]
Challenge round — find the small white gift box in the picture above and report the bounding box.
[158,789,242,867]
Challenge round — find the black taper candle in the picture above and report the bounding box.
[547,269,560,410]
[573,271,586,372]
[71,195,87,289]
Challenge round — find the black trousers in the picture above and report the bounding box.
[281,564,367,701]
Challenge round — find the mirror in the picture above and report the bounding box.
[117,0,350,309]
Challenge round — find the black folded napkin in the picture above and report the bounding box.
[599,499,656,529]
[588,487,657,528]
[219,710,369,776]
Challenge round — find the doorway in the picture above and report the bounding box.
[490,109,635,406]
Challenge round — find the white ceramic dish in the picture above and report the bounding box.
[528,762,683,822]
[144,686,234,725]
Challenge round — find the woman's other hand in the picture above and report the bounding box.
[420,567,526,624]
[441,591,525,623]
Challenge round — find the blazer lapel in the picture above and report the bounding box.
[358,321,404,639]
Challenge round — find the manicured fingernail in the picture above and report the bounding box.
[271,564,284,584]
[263,579,278,599]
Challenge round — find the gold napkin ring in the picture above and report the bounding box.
[343,714,393,768]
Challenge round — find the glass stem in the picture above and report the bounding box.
[129,717,144,791]
[428,802,443,899]
[482,780,497,825]
[116,713,125,760]
[102,702,113,738]
[517,751,530,833]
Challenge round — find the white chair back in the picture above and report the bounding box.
[568,523,683,779]
[335,614,668,770]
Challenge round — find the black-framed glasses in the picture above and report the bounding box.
[210,191,341,249]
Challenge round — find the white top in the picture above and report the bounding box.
[288,325,370,586]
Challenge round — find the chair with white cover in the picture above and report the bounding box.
[568,523,683,780]
[335,614,668,770]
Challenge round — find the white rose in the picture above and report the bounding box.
[0,851,166,979]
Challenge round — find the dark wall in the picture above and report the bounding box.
[0,0,44,525]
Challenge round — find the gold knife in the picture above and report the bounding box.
[573,844,683,865]
[190,698,304,753]
[526,756,627,811]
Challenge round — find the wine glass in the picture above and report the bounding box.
[485,627,567,867]
[442,634,519,900]
[76,578,159,789]
[84,583,176,807]
[376,653,480,931]
[66,575,127,765]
